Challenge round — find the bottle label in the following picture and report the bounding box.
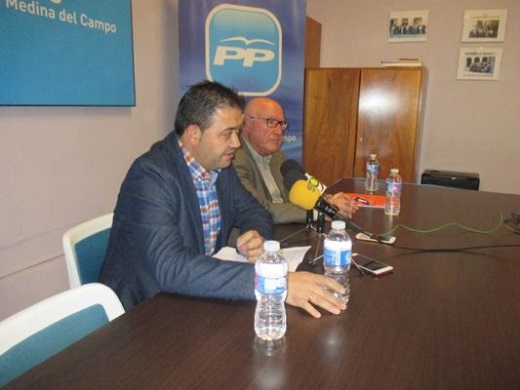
[255,263,287,295]
[255,274,286,295]
[367,165,379,174]
[323,240,351,267]
[386,182,402,195]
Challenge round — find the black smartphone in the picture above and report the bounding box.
[355,232,396,245]
[351,253,394,276]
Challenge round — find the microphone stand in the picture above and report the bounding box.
[305,210,314,230]
[316,211,326,235]
[279,211,318,247]
[279,210,324,266]
[309,211,327,265]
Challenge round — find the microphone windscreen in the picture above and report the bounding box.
[280,159,305,176]
[289,180,321,210]
[283,169,307,191]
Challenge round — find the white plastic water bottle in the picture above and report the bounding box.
[385,168,402,216]
[254,240,287,341]
[365,154,380,192]
[323,220,351,304]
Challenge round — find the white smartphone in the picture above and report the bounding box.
[355,232,396,245]
[351,253,394,276]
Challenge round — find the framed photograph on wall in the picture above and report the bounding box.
[457,47,503,81]
[461,9,508,42]
[388,10,429,42]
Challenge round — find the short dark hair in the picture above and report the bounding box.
[174,80,244,136]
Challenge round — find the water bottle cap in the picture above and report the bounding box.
[370,154,377,159]
[263,240,280,252]
[331,220,346,230]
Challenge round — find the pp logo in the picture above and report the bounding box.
[206,4,282,96]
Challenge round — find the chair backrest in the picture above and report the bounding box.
[0,283,124,387]
[62,213,113,288]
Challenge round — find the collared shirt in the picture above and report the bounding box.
[244,139,284,204]
[179,139,221,255]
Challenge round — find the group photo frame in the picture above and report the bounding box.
[461,9,508,43]
[388,10,429,43]
[457,47,503,81]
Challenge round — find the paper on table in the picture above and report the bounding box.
[281,246,312,271]
[213,246,311,272]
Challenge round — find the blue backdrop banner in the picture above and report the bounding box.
[0,0,135,106]
[179,0,306,162]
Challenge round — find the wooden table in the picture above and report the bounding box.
[6,179,520,389]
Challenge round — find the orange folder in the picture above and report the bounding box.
[344,193,386,208]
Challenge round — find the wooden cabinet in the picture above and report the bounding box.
[303,67,427,185]
[305,17,322,68]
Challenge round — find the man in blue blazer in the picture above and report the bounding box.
[100,80,347,319]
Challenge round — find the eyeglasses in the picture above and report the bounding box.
[248,116,288,131]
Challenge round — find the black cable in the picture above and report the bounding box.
[338,216,392,243]
[280,213,520,253]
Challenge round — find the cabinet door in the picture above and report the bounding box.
[303,68,360,186]
[354,68,425,182]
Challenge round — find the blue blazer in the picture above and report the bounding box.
[99,132,274,309]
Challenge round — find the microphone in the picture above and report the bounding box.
[282,169,307,194]
[288,180,339,219]
[280,159,305,176]
[280,168,316,227]
[280,160,337,217]
[286,179,367,236]
[305,174,327,194]
[280,160,394,243]
[280,159,327,194]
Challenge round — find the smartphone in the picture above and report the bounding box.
[351,253,394,276]
[355,232,396,245]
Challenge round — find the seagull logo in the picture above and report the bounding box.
[219,37,275,46]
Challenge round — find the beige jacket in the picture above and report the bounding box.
[233,141,306,224]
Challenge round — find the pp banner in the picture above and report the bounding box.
[179,0,306,162]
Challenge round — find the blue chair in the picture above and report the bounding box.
[0,283,125,387]
[62,213,113,288]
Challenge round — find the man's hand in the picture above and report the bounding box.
[286,272,347,318]
[236,230,264,261]
[326,192,359,219]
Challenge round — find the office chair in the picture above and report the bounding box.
[62,213,113,288]
[0,283,125,387]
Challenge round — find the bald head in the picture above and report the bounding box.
[244,97,283,115]
[242,98,286,156]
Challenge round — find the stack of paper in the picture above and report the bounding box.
[214,246,311,272]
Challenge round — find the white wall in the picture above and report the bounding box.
[307,0,520,194]
[0,0,179,319]
[1,0,518,320]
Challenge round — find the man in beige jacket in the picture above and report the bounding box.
[233,97,357,224]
